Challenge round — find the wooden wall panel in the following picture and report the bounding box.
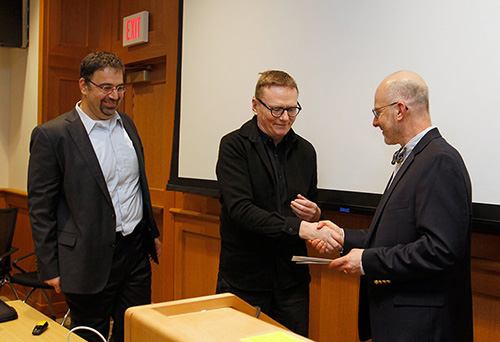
[40,0,113,123]
[46,0,112,54]
[151,189,176,301]
[125,60,169,190]
[309,264,361,341]
[58,1,89,45]
[44,68,80,122]
[473,293,500,340]
[150,207,163,303]
[171,208,220,300]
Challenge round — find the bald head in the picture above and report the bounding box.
[378,70,429,113]
[373,71,432,146]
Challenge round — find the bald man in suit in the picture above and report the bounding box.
[314,71,473,341]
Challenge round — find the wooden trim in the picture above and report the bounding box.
[0,189,28,209]
[169,208,220,224]
[472,258,500,298]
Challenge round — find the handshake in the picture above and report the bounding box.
[290,195,344,253]
[298,220,365,276]
[291,195,364,276]
[299,220,344,254]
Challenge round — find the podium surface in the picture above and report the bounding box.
[125,293,314,342]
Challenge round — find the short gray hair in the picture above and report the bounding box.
[387,79,429,112]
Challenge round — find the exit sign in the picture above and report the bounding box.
[123,11,149,47]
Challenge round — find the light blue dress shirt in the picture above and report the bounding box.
[76,102,143,236]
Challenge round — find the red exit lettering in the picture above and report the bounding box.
[126,17,141,41]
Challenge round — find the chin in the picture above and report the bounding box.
[101,107,117,116]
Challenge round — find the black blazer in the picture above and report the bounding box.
[28,109,159,294]
[216,116,318,290]
[344,128,473,341]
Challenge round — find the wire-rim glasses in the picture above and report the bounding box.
[372,102,398,118]
[86,79,127,95]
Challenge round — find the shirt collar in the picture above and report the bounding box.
[403,126,436,156]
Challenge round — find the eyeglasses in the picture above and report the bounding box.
[257,98,302,118]
[86,79,127,95]
[372,102,398,118]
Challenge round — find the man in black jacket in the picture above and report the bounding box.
[216,70,341,336]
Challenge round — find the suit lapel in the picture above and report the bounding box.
[65,109,113,207]
[120,113,149,201]
[364,128,442,247]
[120,114,144,170]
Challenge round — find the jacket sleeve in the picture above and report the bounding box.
[216,134,303,237]
[27,126,62,281]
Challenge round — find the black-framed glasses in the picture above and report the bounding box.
[372,102,398,118]
[257,98,302,118]
[86,79,127,95]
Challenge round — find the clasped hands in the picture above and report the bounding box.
[291,195,343,253]
[299,220,343,253]
[300,220,364,276]
[292,195,363,275]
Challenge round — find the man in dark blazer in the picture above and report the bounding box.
[216,70,341,337]
[315,71,473,341]
[28,51,161,342]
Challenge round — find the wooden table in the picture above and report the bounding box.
[0,300,86,342]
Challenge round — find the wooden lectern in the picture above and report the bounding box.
[124,293,315,342]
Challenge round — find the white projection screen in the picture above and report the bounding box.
[168,0,500,233]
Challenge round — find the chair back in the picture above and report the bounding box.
[0,208,19,276]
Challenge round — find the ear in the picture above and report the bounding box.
[79,78,88,95]
[252,97,258,115]
[395,102,408,121]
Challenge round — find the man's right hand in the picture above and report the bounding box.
[299,221,343,252]
[308,220,345,253]
[45,277,61,294]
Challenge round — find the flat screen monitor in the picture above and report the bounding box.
[0,0,28,48]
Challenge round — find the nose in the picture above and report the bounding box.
[279,110,290,121]
[373,116,379,127]
[108,89,120,99]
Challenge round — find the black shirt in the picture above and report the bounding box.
[259,130,289,215]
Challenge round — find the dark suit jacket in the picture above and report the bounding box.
[216,116,318,290]
[344,128,473,342]
[28,109,159,294]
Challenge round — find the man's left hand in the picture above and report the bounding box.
[150,238,162,261]
[329,248,364,276]
[291,194,321,222]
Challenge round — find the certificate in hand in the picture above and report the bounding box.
[291,256,334,264]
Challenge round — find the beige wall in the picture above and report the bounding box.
[1,0,39,191]
[0,49,9,188]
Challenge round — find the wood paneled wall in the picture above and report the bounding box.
[4,0,500,340]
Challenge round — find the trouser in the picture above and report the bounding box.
[216,273,310,337]
[64,228,152,342]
